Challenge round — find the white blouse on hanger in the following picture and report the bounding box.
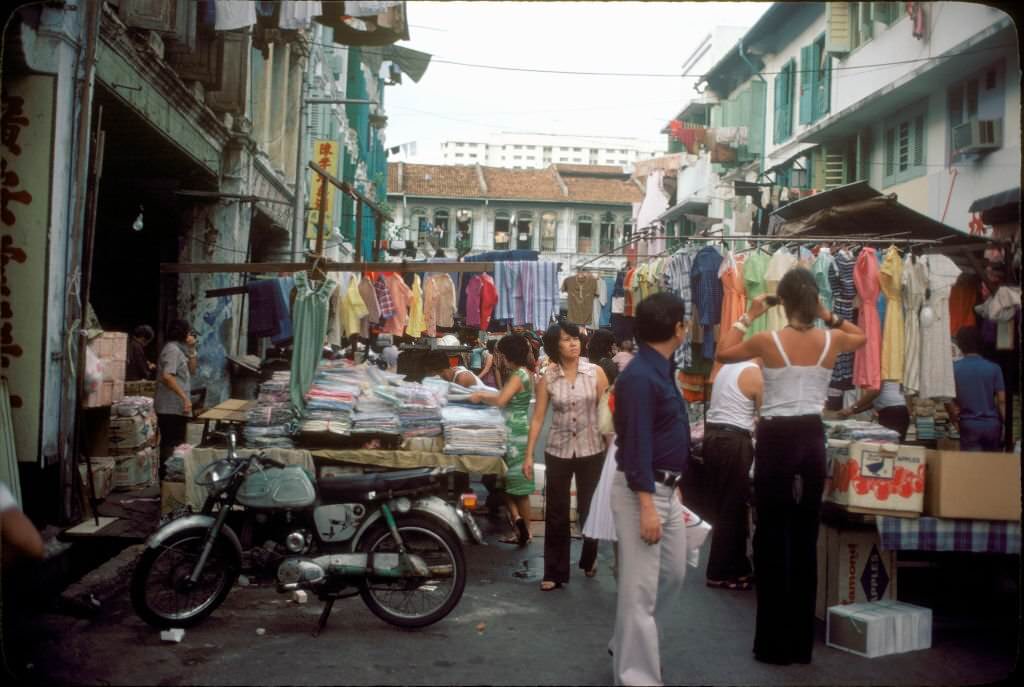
[901,254,929,395]
[764,247,797,331]
[917,254,961,400]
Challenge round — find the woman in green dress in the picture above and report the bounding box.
[469,334,536,546]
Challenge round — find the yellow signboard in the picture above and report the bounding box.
[307,139,339,240]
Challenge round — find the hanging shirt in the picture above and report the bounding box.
[600,276,615,327]
[592,277,606,328]
[948,276,978,336]
[812,249,835,317]
[374,275,396,322]
[563,273,598,326]
[853,247,882,391]
[358,275,381,327]
[423,273,456,336]
[465,276,484,329]
[764,247,797,331]
[214,0,257,31]
[381,273,413,336]
[879,246,905,382]
[919,254,961,400]
[340,274,369,337]
[405,275,426,338]
[479,273,499,330]
[690,246,724,359]
[712,253,746,382]
[901,255,929,395]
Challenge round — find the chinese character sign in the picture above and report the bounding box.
[307,140,339,241]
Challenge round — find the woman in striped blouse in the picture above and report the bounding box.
[526,321,609,591]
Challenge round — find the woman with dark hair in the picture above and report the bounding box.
[526,321,609,590]
[154,319,197,478]
[717,267,865,665]
[479,339,500,389]
[469,334,536,545]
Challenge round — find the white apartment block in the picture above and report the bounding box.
[440,132,664,170]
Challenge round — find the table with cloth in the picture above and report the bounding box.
[876,516,1021,554]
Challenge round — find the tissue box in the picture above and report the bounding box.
[828,441,926,516]
[827,601,932,658]
[108,414,158,454]
[84,379,125,408]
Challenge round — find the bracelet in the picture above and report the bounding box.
[738,313,752,326]
[828,316,845,329]
[732,321,748,333]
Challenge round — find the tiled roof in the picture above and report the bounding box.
[480,166,565,201]
[388,163,484,198]
[389,163,642,205]
[563,176,644,204]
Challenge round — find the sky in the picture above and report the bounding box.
[384,1,770,162]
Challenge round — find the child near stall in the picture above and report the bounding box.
[469,334,536,546]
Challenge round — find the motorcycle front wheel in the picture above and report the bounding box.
[131,528,241,628]
[357,516,467,628]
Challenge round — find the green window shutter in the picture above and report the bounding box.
[825,2,852,54]
[774,73,786,143]
[749,79,766,154]
[813,41,831,121]
[859,2,874,42]
[799,45,814,125]
[823,145,847,190]
[884,127,895,181]
[913,113,925,169]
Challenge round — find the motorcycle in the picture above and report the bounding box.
[131,432,483,634]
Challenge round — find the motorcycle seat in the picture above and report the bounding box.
[318,467,443,503]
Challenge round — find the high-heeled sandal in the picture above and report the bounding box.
[584,563,598,578]
[514,517,532,547]
[540,580,563,591]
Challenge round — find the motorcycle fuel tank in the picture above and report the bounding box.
[236,466,317,509]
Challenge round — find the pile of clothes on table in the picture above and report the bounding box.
[302,360,364,435]
[441,405,507,457]
[824,419,901,443]
[245,372,296,448]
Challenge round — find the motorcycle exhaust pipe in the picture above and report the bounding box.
[277,553,435,592]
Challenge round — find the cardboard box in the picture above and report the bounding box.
[816,524,898,620]
[161,481,188,515]
[84,379,125,409]
[79,458,115,501]
[923,450,1021,521]
[108,414,158,454]
[828,441,926,516]
[124,380,157,398]
[112,446,156,490]
[88,332,128,361]
[827,601,932,658]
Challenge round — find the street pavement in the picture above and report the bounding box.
[12,513,1019,686]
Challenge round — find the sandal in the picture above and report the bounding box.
[584,563,598,578]
[539,580,563,591]
[498,534,521,544]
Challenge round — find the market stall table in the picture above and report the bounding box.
[312,449,506,477]
[196,399,255,444]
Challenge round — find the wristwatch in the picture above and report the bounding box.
[738,313,752,326]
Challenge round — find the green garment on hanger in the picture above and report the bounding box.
[742,251,770,339]
[290,271,338,416]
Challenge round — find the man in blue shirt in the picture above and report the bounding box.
[610,292,690,686]
[949,327,1006,451]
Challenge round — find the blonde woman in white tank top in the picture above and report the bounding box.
[717,267,865,666]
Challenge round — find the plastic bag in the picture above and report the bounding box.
[84,346,102,395]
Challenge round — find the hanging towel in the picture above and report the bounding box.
[270,277,295,346]
[246,279,280,338]
[214,0,257,31]
[278,1,322,29]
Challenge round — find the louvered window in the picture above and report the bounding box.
[773,60,795,144]
[883,103,927,187]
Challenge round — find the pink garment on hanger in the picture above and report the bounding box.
[479,274,498,330]
[853,247,882,390]
[710,255,746,383]
[465,276,483,329]
[381,273,412,336]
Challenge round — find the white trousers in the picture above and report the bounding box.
[610,472,687,686]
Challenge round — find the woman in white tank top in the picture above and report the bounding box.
[716,267,866,666]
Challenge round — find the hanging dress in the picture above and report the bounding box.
[918,254,961,400]
[405,275,426,338]
[829,250,857,389]
[878,246,905,382]
[502,368,536,497]
[711,252,746,382]
[290,271,338,415]
[742,251,770,339]
[853,247,882,391]
[901,254,929,395]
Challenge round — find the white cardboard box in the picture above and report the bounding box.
[827,601,932,658]
[828,441,926,516]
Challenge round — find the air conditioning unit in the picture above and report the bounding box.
[952,118,1003,156]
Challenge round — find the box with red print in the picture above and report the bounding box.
[827,441,926,517]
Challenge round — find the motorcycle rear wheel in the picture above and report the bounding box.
[131,528,240,628]
[357,516,466,628]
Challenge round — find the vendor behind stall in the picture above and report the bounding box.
[424,351,483,388]
[947,326,1005,451]
[839,381,911,441]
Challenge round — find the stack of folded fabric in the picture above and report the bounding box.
[244,372,295,447]
[441,405,507,456]
[375,384,443,438]
[300,360,368,435]
[824,419,901,443]
[352,389,401,435]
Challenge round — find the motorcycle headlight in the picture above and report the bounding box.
[194,458,240,494]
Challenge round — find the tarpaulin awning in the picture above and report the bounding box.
[769,181,987,271]
[382,45,432,83]
[969,187,1019,213]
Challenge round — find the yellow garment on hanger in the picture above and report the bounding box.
[764,247,797,331]
[406,275,426,338]
[341,274,369,336]
[879,245,904,381]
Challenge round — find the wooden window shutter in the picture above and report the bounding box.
[206,30,251,115]
[913,114,925,168]
[826,2,852,55]
[119,0,195,48]
[823,145,847,190]
[884,127,896,179]
[859,2,874,43]
[813,41,831,121]
[773,73,785,144]
[799,45,814,125]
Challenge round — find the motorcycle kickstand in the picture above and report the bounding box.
[313,598,335,638]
